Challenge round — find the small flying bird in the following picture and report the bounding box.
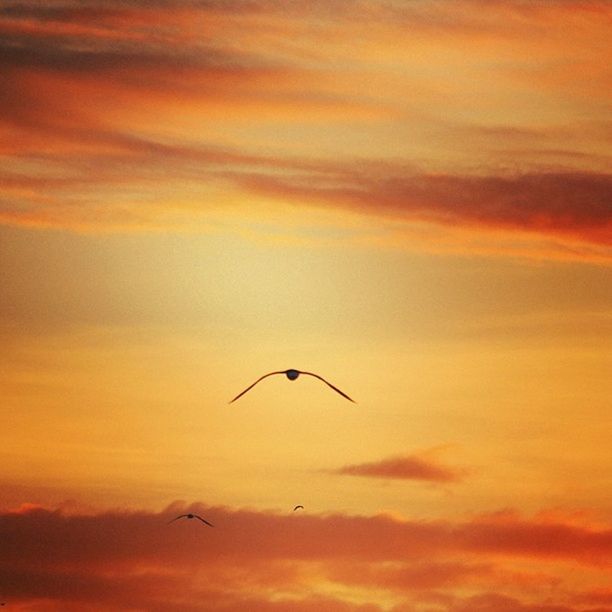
[293,505,304,512]
[168,513,214,527]
[230,369,354,403]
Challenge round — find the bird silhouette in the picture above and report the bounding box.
[293,505,304,511]
[230,369,354,403]
[167,513,214,527]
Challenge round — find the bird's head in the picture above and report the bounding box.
[286,369,300,380]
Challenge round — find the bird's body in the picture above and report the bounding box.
[168,513,214,527]
[230,369,354,403]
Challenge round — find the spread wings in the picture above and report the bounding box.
[230,369,355,403]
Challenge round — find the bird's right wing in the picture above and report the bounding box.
[195,515,214,527]
[301,371,355,403]
[229,371,286,403]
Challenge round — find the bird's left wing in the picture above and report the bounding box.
[195,515,214,527]
[167,514,187,524]
[229,370,286,403]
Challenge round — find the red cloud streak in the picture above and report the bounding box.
[237,170,612,248]
[0,503,611,610]
[333,453,464,482]
[0,1,610,259]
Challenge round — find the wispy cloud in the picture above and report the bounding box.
[236,167,612,248]
[332,451,465,483]
[0,0,610,261]
[1,131,610,261]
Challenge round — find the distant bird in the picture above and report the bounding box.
[293,505,304,512]
[230,369,354,403]
[168,513,214,527]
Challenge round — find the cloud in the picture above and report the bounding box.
[0,1,372,132]
[456,509,612,563]
[573,589,612,607]
[237,168,612,248]
[1,503,612,610]
[446,591,612,612]
[330,560,492,592]
[0,0,610,262]
[1,127,610,258]
[0,119,610,264]
[332,452,465,483]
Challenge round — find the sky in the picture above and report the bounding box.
[0,0,611,610]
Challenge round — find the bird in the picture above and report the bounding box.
[167,513,214,527]
[293,505,304,511]
[229,369,354,403]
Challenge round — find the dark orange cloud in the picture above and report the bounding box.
[237,168,612,248]
[329,560,492,592]
[1,503,611,610]
[574,590,612,607]
[1,0,608,131]
[332,452,464,483]
[0,0,371,133]
[0,0,610,262]
[1,127,610,255]
[446,592,611,612]
[0,104,610,260]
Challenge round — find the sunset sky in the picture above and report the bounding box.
[1,0,611,610]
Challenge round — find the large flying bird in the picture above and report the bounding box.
[167,513,214,527]
[229,369,354,403]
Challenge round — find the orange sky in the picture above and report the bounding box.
[0,1,611,610]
